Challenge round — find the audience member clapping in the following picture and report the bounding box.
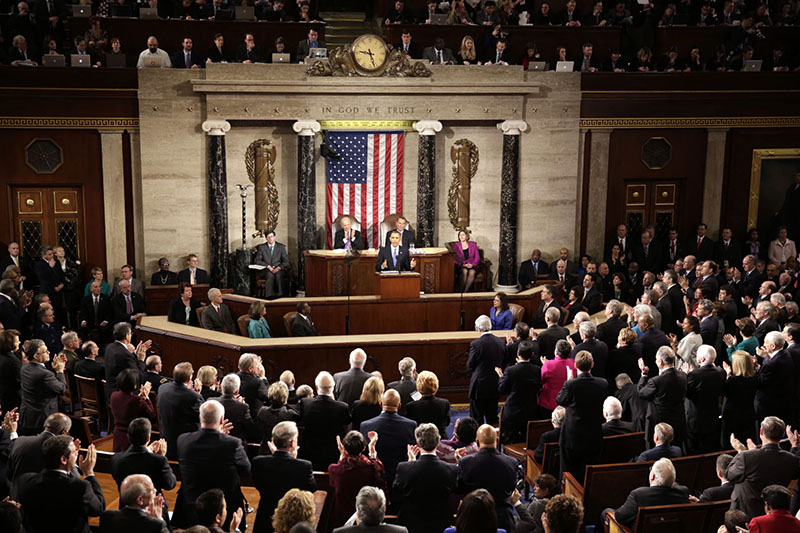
[258,381,300,455]
[328,431,386,529]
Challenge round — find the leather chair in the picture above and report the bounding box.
[237,315,251,337]
[445,241,493,292]
[196,305,208,327]
[283,311,298,337]
[332,213,363,249]
[508,303,525,326]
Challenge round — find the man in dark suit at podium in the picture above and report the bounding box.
[384,216,415,248]
[376,231,417,272]
[333,216,364,250]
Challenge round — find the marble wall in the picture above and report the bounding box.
[136,66,582,287]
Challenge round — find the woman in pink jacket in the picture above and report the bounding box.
[537,339,576,415]
[453,229,481,293]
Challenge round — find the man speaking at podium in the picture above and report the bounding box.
[376,230,417,272]
[334,216,364,250]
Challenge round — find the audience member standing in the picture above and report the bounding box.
[333,348,372,407]
[468,315,504,424]
[638,346,687,449]
[156,362,203,460]
[298,371,350,471]
[19,339,66,436]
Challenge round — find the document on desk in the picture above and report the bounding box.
[249,265,266,270]
[379,270,400,275]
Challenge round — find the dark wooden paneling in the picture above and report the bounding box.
[604,129,707,241]
[0,130,107,275]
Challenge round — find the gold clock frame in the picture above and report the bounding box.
[351,34,390,77]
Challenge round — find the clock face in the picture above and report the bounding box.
[353,35,387,71]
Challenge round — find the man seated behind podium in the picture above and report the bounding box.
[376,231,417,272]
[334,216,364,251]
[201,288,236,334]
[384,216,415,249]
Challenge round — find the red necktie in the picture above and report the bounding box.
[697,238,701,250]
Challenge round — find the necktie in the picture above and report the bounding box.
[270,245,274,256]
[311,41,316,49]
[344,232,350,250]
[671,241,676,259]
[584,57,589,71]
[404,45,408,53]
[533,262,538,275]
[12,256,18,266]
[437,50,443,63]
[93,296,99,315]
[217,306,222,317]
[497,52,501,63]
[619,238,624,252]
[190,269,196,284]
[125,295,132,315]
[644,244,649,258]
[560,274,564,283]
[697,237,701,250]
[186,52,191,68]
[393,248,398,267]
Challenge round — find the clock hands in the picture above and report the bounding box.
[357,48,377,67]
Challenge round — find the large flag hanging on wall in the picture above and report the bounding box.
[325,131,404,249]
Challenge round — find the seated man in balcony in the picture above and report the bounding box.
[136,36,171,68]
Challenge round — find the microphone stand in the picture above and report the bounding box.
[344,243,360,336]
[460,285,466,331]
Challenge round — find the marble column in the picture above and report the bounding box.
[202,119,231,288]
[496,120,528,293]
[293,120,321,293]
[414,120,442,248]
[702,129,728,238]
[99,130,127,280]
[585,129,613,262]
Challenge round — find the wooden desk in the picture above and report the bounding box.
[304,248,454,297]
[375,272,421,299]
[144,284,232,316]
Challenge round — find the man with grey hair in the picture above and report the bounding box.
[597,300,627,349]
[602,396,633,436]
[754,301,780,345]
[694,299,717,347]
[638,345,687,449]
[684,345,725,454]
[201,288,235,334]
[174,400,250,530]
[99,474,168,532]
[754,330,794,425]
[388,357,417,414]
[298,371,350,470]
[468,315,505,424]
[236,353,269,418]
[111,278,146,326]
[217,373,253,444]
[334,486,407,533]
[533,405,565,463]
[58,330,80,372]
[334,348,372,407]
[252,421,316,533]
[570,320,608,378]
[607,457,689,528]
[143,355,169,392]
[393,423,460,533]
[634,422,682,462]
[532,307,569,359]
[635,313,669,371]
[653,281,676,336]
[569,311,592,345]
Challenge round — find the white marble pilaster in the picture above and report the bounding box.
[702,129,729,238]
[585,129,613,262]
[100,129,127,279]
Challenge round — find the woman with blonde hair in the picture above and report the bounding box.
[197,365,221,400]
[722,350,757,444]
[457,35,480,65]
[247,300,272,338]
[83,266,110,296]
[406,371,451,439]
[272,489,315,533]
[257,381,299,454]
[351,376,384,431]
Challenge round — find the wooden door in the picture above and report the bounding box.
[11,186,86,262]
[623,181,679,241]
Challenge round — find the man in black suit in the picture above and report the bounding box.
[605,223,632,262]
[173,400,251,531]
[597,300,627,348]
[387,357,417,414]
[684,345,726,454]
[0,279,30,333]
[580,273,603,315]
[297,371,350,470]
[733,255,763,301]
[497,340,541,443]
[296,28,326,60]
[376,230,416,272]
[637,346,688,449]
[696,300,719,347]
[570,321,609,379]
[33,246,64,306]
[502,322,530,369]
[518,249,550,290]
[12,435,105,533]
[156,362,203,460]
[694,454,734,502]
[19,339,66,435]
[142,356,170,393]
[634,422,683,461]
[252,421,316,533]
[573,42,600,71]
[177,254,209,285]
[384,216,415,249]
[690,223,715,262]
[549,249,577,281]
[74,341,105,381]
[531,286,561,329]
[111,418,176,522]
[635,314,670,370]
[533,308,569,359]
[467,315,505,424]
[694,261,720,299]
[484,39,512,65]
[631,231,664,275]
[8,412,71,481]
[291,302,320,336]
[754,331,795,425]
[0,242,29,279]
[714,228,741,270]
[333,348,372,406]
[754,301,780,345]
[606,458,689,528]
[105,323,147,401]
[79,279,112,342]
[111,279,146,327]
[662,270,686,323]
[533,406,564,463]
[601,396,634,436]
[253,231,290,297]
[393,423,460,533]
[361,390,417,485]
[548,259,575,292]
[333,215,364,250]
[100,474,168,533]
[395,29,422,59]
[218,373,256,444]
[150,257,179,285]
[653,282,677,336]
[458,425,518,533]
[662,227,684,268]
[557,351,608,482]
[333,486,408,533]
[201,288,236,334]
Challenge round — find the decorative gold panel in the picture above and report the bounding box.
[53,191,78,214]
[654,184,676,206]
[626,184,646,207]
[748,148,800,230]
[17,191,42,214]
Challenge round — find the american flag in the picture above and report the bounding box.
[325,131,404,249]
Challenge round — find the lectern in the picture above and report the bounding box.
[375,272,421,300]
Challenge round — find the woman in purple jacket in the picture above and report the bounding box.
[454,230,481,292]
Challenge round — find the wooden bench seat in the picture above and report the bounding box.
[503,419,553,465]
[606,500,731,533]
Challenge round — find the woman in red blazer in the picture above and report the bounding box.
[454,230,481,293]
[110,368,155,452]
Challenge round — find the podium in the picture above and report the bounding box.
[375,272,421,300]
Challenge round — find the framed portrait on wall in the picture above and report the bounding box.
[748,148,800,243]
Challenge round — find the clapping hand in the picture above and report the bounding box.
[336,435,347,461]
[147,493,164,518]
[51,353,67,373]
[723,333,735,347]
[567,336,576,349]
[368,431,379,458]
[1,407,18,434]
[667,333,678,345]
[722,361,732,376]
[566,366,573,380]
[730,434,746,452]
[220,418,233,435]
[540,356,547,366]
[407,444,420,461]
[638,358,649,375]
[230,507,244,532]
[495,366,504,377]
[148,438,167,456]
[787,425,800,448]
[134,340,152,361]
[140,380,152,397]
[79,444,97,476]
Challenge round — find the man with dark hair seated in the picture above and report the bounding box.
[692,454,734,503]
[747,485,800,531]
[605,458,689,528]
[634,422,682,462]
[195,488,243,533]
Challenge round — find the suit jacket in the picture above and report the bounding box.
[201,303,236,334]
[634,443,683,462]
[394,41,422,59]
[662,239,685,266]
[218,394,255,444]
[581,287,603,314]
[111,278,145,301]
[167,297,202,326]
[298,395,351,470]
[252,450,316,533]
[104,341,146,399]
[573,54,600,71]
[34,258,63,298]
[177,267,209,284]
[0,350,22,411]
[236,371,269,418]
[570,338,609,379]
[636,328,670,370]
[99,507,169,533]
[537,324,570,359]
[638,367,688,445]
[0,293,26,332]
[156,381,203,460]
[754,318,780,346]
[533,427,561,463]
[518,259,550,289]
[698,315,719,347]
[597,317,627,349]
[111,292,145,325]
[149,270,179,285]
[387,377,417,415]
[376,245,413,272]
[291,313,320,336]
[685,364,725,435]
[19,362,65,432]
[725,443,800,518]
[13,469,105,533]
[8,431,54,481]
[405,395,451,439]
[422,46,456,64]
[698,482,734,502]
[296,39,327,58]
[79,293,112,328]
[557,373,608,451]
[602,418,635,436]
[111,444,176,495]
[254,242,290,270]
[484,48,513,64]
[499,361,541,428]
[333,367,372,407]
[714,239,741,269]
[458,448,518,533]
[334,228,364,250]
[666,284,686,322]
[687,236,715,261]
[613,484,689,527]
[531,300,562,329]
[735,268,763,300]
[174,428,251,529]
[631,242,664,274]
[393,455,460,533]
[361,411,417,484]
[468,333,505,400]
[755,349,795,422]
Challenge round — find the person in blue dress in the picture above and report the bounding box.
[490,292,513,330]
